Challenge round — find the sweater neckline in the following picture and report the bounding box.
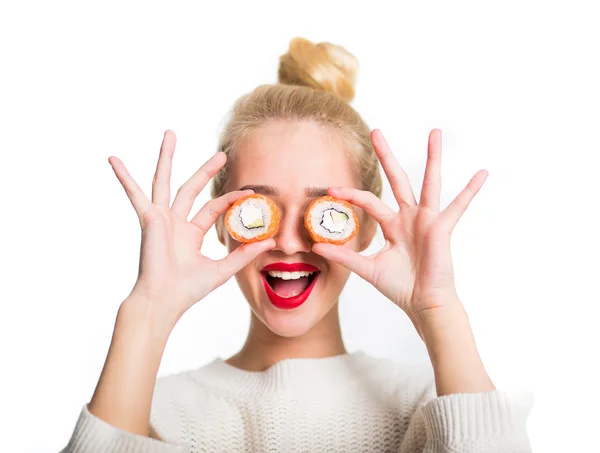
[190,350,375,398]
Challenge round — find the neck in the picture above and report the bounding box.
[226,302,346,371]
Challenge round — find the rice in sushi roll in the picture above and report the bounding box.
[225,194,280,243]
[304,196,359,245]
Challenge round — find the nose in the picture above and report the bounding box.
[272,206,312,255]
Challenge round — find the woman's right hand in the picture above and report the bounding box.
[108,130,274,327]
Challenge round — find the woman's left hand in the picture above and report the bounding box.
[312,128,488,318]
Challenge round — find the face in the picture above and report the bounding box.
[220,119,373,338]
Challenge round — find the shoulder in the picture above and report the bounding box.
[154,364,205,390]
[152,360,220,404]
[150,361,220,416]
[354,352,436,407]
[148,361,223,441]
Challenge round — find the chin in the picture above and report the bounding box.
[235,266,351,339]
[255,290,337,338]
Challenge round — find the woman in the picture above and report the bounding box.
[62,37,533,452]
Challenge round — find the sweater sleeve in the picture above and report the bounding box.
[59,403,191,453]
[400,384,534,453]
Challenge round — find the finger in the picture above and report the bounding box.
[312,242,374,284]
[171,151,227,219]
[108,156,152,218]
[328,186,395,231]
[152,130,176,208]
[215,239,276,282]
[439,169,488,233]
[371,129,417,208]
[420,129,442,212]
[190,189,254,234]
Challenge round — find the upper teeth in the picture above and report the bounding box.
[267,270,315,280]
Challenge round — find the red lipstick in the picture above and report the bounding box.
[261,262,320,310]
[262,262,320,273]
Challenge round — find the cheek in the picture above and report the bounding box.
[356,210,376,249]
[321,237,359,292]
[232,261,256,302]
[226,236,258,289]
[348,228,363,252]
[324,261,352,296]
[225,234,242,253]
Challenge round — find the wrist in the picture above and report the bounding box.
[408,297,466,340]
[413,304,477,356]
[119,293,179,340]
[410,302,495,395]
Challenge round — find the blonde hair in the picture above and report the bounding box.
[211,37,382,200]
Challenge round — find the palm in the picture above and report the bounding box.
[314,129,487,317]
[136,207,213,305]
[109,130,274,320]
[369,206,457,313]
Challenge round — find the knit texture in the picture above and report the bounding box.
[61,350,533,452]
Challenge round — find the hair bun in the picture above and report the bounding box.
[278,37,359,103]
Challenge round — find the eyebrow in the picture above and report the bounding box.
[238,185,329,197]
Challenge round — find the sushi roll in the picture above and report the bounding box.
[225,194,280,243]
[304,196,359,245]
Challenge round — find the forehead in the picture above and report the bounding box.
[228,119,360,194]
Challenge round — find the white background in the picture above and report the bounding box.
[1,1,598,452]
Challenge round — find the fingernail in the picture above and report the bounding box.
[312,242,328,252]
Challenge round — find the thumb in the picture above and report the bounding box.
[215,239,276,283]
[312,243,374,284]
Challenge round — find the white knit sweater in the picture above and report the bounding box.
[62,350,534,452]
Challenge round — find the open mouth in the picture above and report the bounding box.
[260,263,320,310]
[265,270,318,297]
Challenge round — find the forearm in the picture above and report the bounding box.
[88,294,175,437]
[411,301,495,397]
